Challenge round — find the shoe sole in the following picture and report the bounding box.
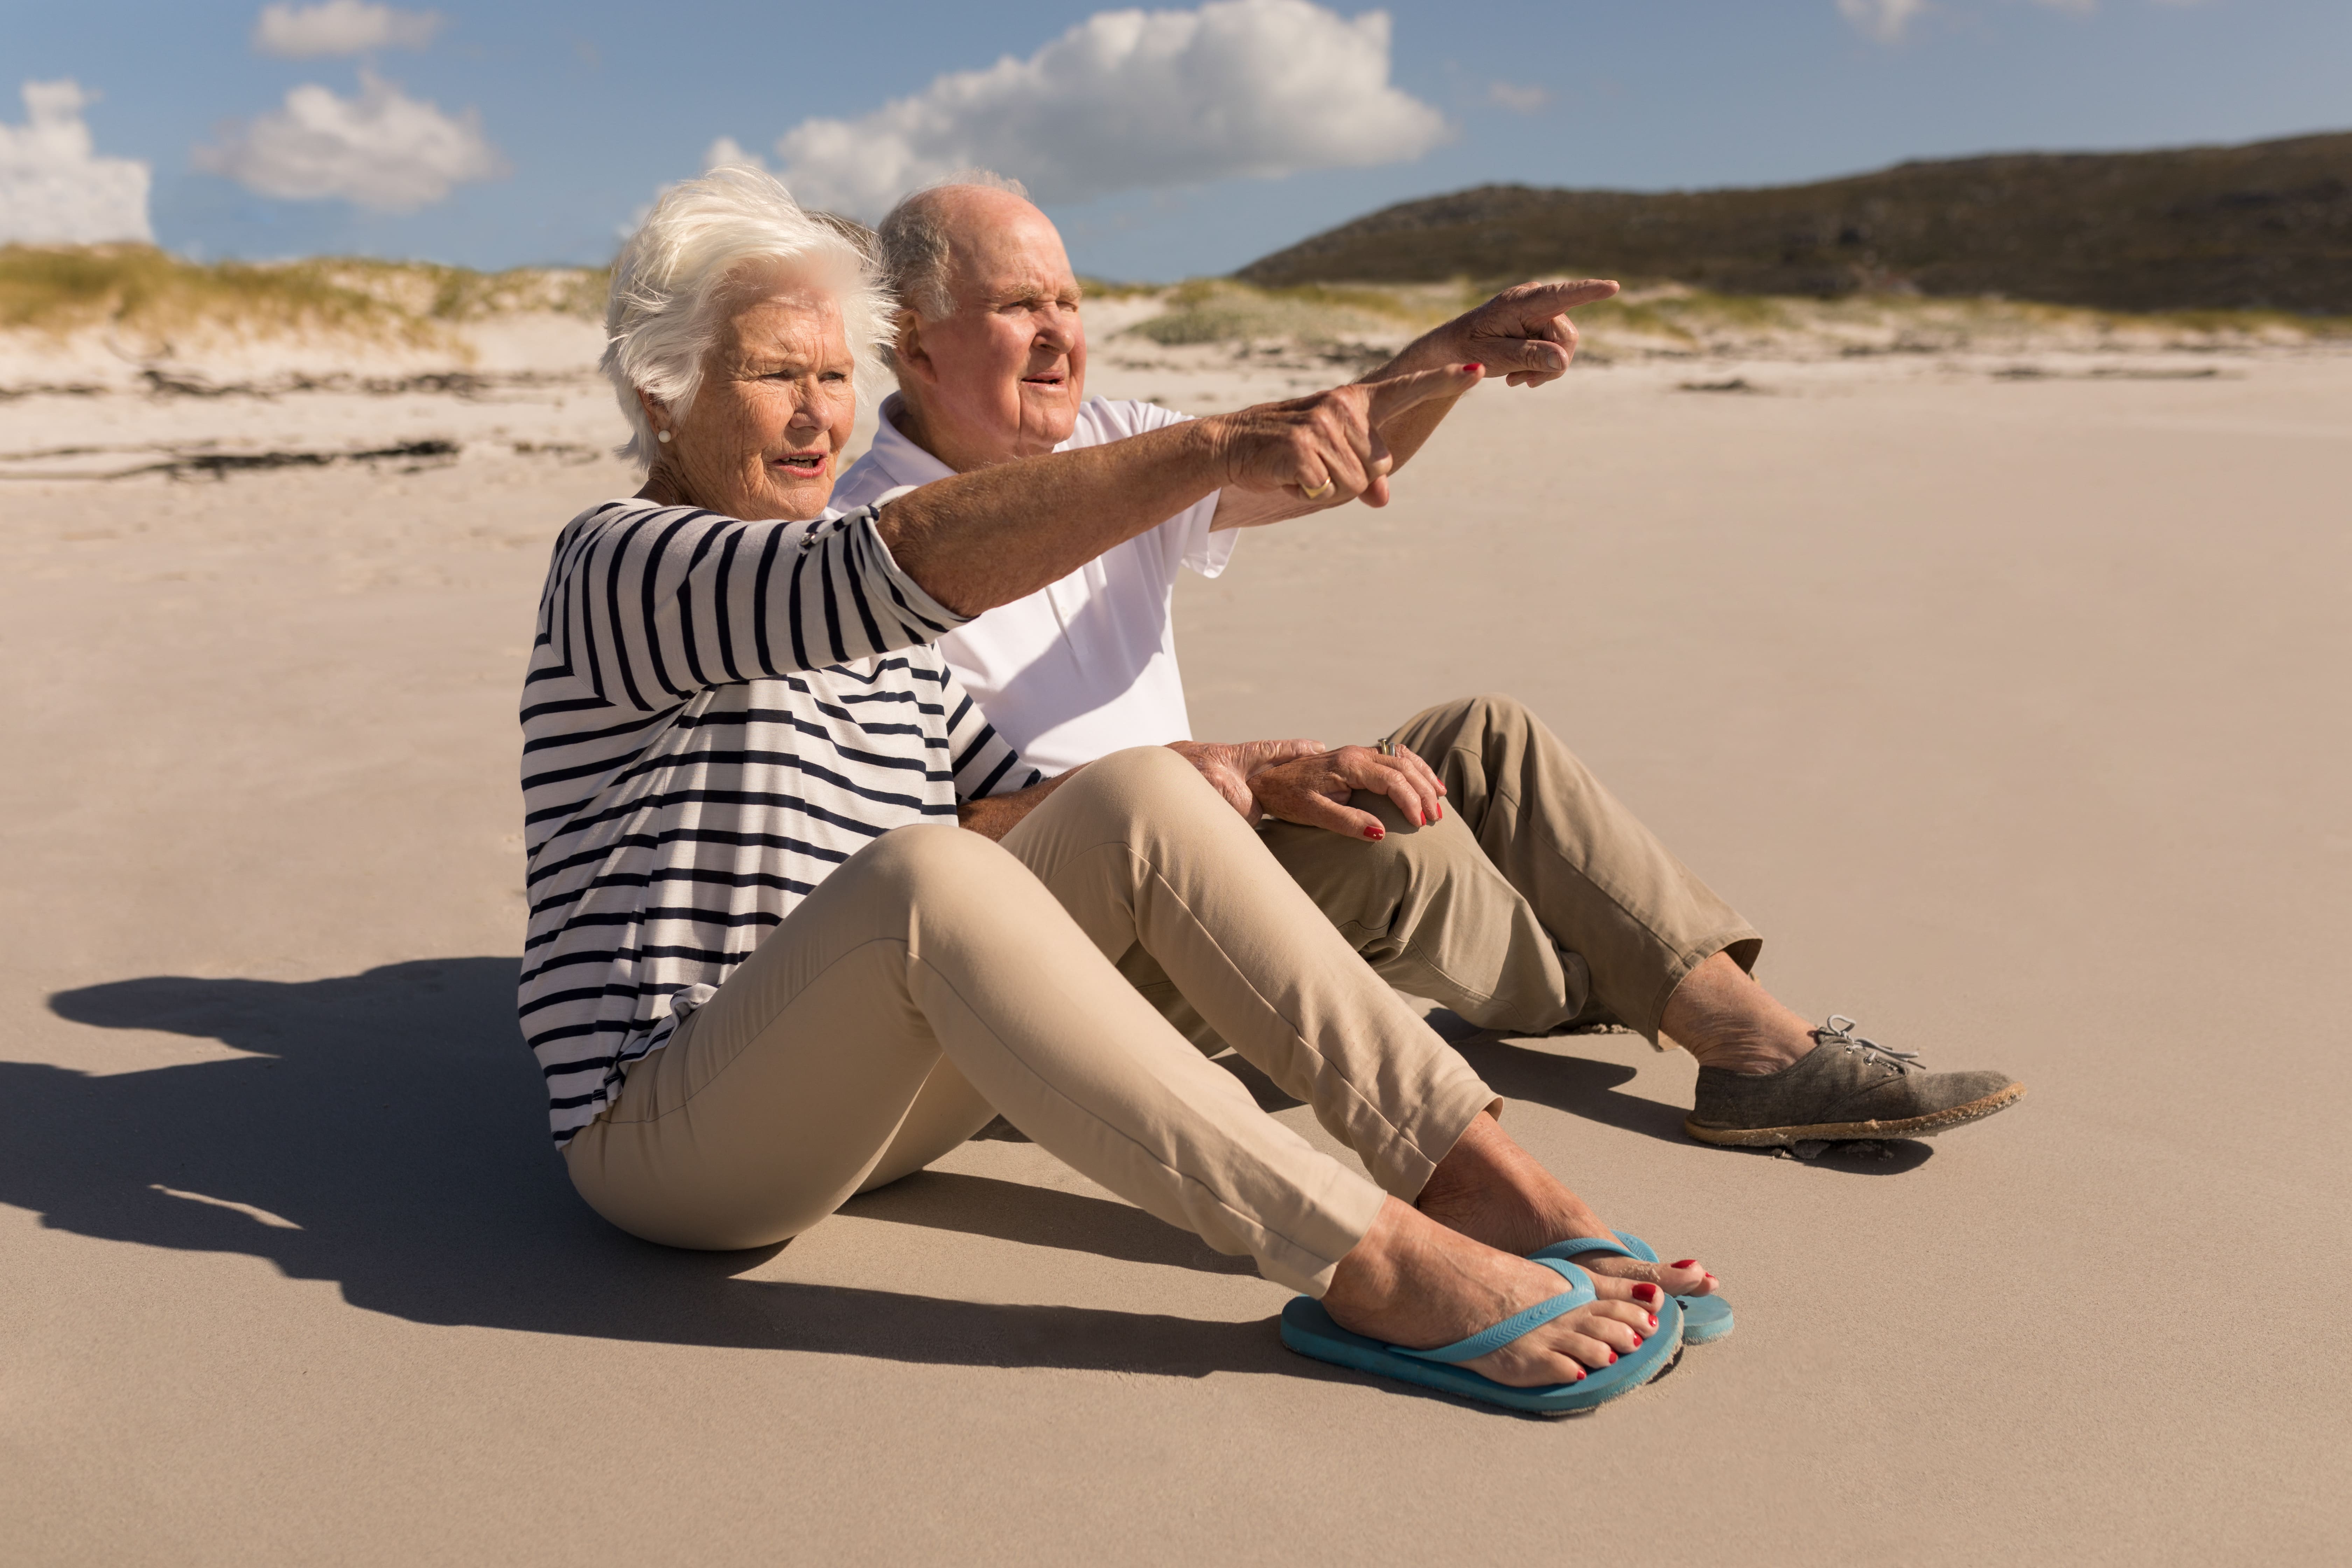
[1682,1081,2026,1148]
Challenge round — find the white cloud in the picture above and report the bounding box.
[0,79,153,245]
[254,1,441,58]
[704,136,761,172]
[192,70,501,212]
[766,0,1450,218]
[1838,0,1932,42]
[1488,81,1550,114]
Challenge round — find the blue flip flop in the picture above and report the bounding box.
[1533,1232,1735,1347]
[1280,1256,1683,1415]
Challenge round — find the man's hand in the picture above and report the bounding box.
[1248,743,1449,841]
[1208,283,1616,531]
[1166,738,1324,822]
[957,770,1074,839]
[1405,279,1621,388]
[1202,362,1484,512]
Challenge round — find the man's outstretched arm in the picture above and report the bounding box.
[1210,279,1620,532]
[883,363,1479,614]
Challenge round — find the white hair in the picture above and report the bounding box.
[873,169,1031,366]
[602,163,891,468]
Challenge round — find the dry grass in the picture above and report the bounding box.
[10,247,2343,369]
[1118,276,2352,360]
[1124,277,1455,348]
[0,246,607,356]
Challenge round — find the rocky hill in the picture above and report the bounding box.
[1235,132,2352,313]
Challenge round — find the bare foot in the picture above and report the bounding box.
[1323,1198,1664,1387]
[1414,1112,1718,1298]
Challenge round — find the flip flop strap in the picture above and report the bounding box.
[1536,1231,1639,1264]
[1392,1258,1595,1365]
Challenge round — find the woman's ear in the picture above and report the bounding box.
[635,386,668,441]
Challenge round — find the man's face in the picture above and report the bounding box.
[902,192,1086,463]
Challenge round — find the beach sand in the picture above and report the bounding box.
[2,341,2346,1563]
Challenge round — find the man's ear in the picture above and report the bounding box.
[892,309,934,384]
[635,386,667,434]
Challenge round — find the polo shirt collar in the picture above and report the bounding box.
[867,394,958,488]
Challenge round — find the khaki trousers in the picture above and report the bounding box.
[1125,694,1761,1052]
[562,746,1498,1297]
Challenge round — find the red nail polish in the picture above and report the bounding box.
[1607,1352,1618,1364]
[1648,1314,1658,1329]
[1463,362,1483,373]
[1672,1259,1699,1269]
[1631,1282,1660,1303]
[1364,825,1383,841]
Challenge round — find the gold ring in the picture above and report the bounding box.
[1301,479,1335,500]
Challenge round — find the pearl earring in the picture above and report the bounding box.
[656,429,672,444]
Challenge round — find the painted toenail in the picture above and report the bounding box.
[1672,1259,1699,1269]
[1632,1283,1660,1303]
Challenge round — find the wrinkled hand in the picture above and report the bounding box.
[1427,279,1620,388]
[1203,362,1483,508]
[1166,738,1325,823]
[1249,743,1449,841]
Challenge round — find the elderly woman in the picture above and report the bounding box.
[520,167,1720,1414]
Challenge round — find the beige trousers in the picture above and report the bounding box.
[1124,694,1762,1052]
[562,746,1498,1297]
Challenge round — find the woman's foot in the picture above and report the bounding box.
[1322,1198,1662,1388]
[1414,1112,1719,1298]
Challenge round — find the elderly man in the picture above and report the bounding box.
[831,175,2024,1152]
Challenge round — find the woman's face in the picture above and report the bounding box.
[645,265,857,521]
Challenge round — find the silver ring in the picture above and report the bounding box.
[1300,479,1335,500]
[1375,736,1397,756]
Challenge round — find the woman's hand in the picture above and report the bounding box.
[1201,363,1484,510]
[1248,743,1449,841]
[1166,738,1325,823]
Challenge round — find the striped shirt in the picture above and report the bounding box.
[517,498,1039,1145]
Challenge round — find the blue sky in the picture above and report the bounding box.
[7,0,2347,279]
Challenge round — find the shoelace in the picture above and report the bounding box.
[1811,1015,1924,1074]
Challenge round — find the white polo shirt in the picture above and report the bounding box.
[831,394,1236,776]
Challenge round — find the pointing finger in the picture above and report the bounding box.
[1508,278,1620,313]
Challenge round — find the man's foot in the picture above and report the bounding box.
[1414,1112,1718,1298]
[1685,1016,2025,1147]
[1322,1198,1663,1388]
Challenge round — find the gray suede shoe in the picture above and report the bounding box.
[1685,1016,2024,1147]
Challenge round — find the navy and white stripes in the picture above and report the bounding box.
[518,498,1039,1144]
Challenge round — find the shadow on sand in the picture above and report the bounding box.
[1446,1030,1935,1176]
[20,960,1288,1379]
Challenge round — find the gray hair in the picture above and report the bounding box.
[602,163,892,468]
[873,169,1029,367]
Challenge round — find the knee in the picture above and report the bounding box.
[1065,744,1225,823]
[1351,791,1489,876]
[1455,692,1536,738]
[857,823,1017,906]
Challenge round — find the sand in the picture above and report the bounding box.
[2,337,2347,1564]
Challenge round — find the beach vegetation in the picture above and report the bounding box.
[1113,274,2351,360]
[0,245,608,355]
[1234,132,2352,317]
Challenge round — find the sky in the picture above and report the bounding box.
[4,0,2347,280]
